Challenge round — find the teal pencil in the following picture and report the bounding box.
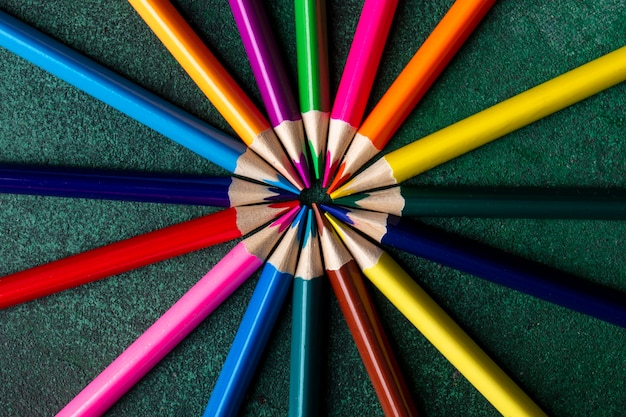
[289,208,325,417]
[334,186,626,219]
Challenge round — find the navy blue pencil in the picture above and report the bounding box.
[0,165,294,206]
[323,204,626,328]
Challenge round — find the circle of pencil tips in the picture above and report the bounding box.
[0,1,625,417]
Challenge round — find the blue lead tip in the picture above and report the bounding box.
[319,204,354,225]
[271,174,301,195]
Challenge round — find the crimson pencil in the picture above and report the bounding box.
[0,201,298,309]
[56,205,302,417]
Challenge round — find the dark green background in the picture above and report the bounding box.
[1,0,625,416]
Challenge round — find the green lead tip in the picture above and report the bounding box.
[331,193,364,208]
[307,140,322,180]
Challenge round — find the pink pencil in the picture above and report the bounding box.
[55,205,301,417]
[323,0,398,187]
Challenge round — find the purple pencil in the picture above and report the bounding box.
[229,0,312,188]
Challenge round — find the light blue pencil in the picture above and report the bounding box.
[0,10,298,194]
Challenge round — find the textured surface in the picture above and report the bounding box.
[0,0,625,416]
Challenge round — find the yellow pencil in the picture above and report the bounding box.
[128,0,304,190]
[331,45,626,198]
[325,212,548,417]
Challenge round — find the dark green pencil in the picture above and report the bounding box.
[333,186,626,219]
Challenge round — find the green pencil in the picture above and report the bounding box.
[333,186,626,219]
[295,0,331,179]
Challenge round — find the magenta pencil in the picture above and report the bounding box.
[323,0,398,187]
[229,0,311,187]
[55,205,301,417]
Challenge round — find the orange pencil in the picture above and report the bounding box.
[327,0,495,192]
[128,0,304,191]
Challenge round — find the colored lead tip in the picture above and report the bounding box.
[294,152,312,189]
[319,204,354,225]
[325,161,350,194]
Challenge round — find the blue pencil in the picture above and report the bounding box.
[323,204,626,328]
[0,11,298,194]
[202,206,307,417]
[0,165,295,206]
[289,207,325,417]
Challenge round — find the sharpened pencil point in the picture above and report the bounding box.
[320,204,354,225]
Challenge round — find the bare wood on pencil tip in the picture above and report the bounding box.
[314,209,353,271]
[343,187,405,216]
[250,128,305,190]
[234,202,294,235]
[331,157,396,198]
[274,119,307,162]
[228,177,284,206]
[302,110,330,156]
[339,131,380,181]
[324,118,357,184]
[294,217,324,280]
[339,208,389,243]
[266,215,303,274]
[241,205,300,259]
[324,212,383,270]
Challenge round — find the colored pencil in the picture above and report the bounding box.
[229,0,311,187]
[333,186,626,219]
[324,212,548,417]
[331,45,626,198]
[128,0,305,191]
[0,11,298,194]
[0,201,298,309]
[327,0,495,192]
[203,206,306,417]
[322,0,398,187]
[313,205,418,417]
[289,208,325,417]
[295,0,330,179]
[0,165,295,207]
[323,204,626,328]
[55,205,301,417]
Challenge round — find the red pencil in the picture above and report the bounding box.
[0,201,298,309]
[313,205,418,417]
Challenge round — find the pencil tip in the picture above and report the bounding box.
[320,204,353,225]
[321,150,337,187]
[294,153,312,188]
[325,162,349,194]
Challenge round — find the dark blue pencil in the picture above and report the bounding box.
[0,165,295,206]
[323,204,626,328]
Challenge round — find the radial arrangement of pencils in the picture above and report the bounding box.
[1,1,625,417]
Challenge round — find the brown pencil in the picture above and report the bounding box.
[313,204,418,417]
